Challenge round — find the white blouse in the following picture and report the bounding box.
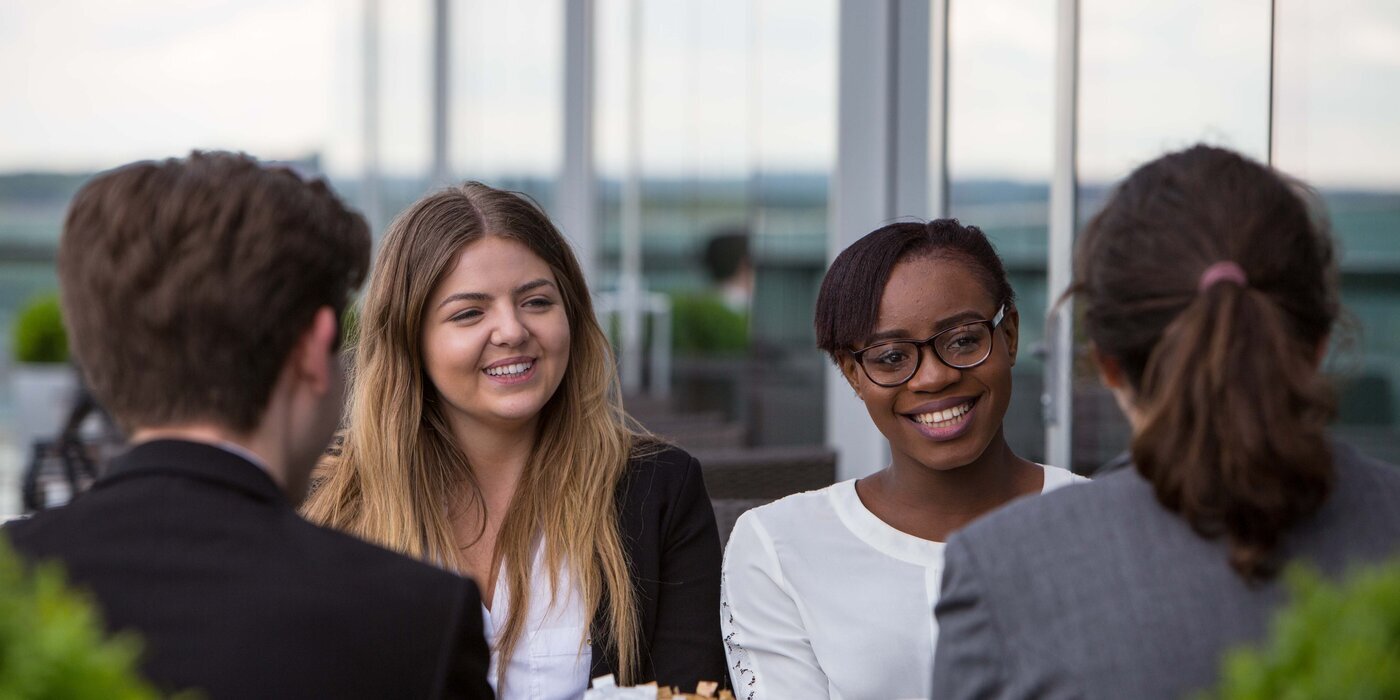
[720,465,1085,699]
[483,543,592,700]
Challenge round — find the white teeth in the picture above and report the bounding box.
[485,361,533,377]
[913,402,972,426]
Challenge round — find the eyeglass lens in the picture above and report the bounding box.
[861,323,993,385]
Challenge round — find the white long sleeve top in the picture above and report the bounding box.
[483,543,591,700]
[720,465,1084,699]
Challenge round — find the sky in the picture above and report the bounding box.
[0,0,1396,188]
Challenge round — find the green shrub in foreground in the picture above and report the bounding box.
[0,537,160,699]
[1204,559,1400,700]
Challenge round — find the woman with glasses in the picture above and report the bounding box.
[720,220,1083,698]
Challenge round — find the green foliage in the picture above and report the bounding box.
[339,302,360,350]
[670,293,749,356]
[12,294,68,364]
[0,538,162,699]
[1204,560,1400,700]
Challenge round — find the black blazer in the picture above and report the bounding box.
[5,440,493,700]
[589,444,727,690]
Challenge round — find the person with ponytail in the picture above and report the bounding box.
[931,145,1400,699]
[302,182,726,697]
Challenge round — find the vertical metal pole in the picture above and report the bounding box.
[1267,0,1277,165]
[430,0,451,186]
[927,0,950,219]
[619,0,645,395]
[1045,0,1079,471]
[559,0,598,282]
[362,0,382,234]
[893,0,931,218]
[747,0,763,235]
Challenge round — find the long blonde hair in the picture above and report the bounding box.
[303,182,641,684]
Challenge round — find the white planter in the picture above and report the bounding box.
[11,363,79,454]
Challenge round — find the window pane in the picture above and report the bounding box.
[0,0,354,512]
[1274,0,1400,462]
[947,0,1056,464]
[594,0,836,447]
[450,0,561,207]
[1073,0,1272,473]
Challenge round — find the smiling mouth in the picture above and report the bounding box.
[483,360,535,378]
[909,398,977,429]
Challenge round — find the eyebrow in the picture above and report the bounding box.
[862,310,988,345]
[436,278,557,309]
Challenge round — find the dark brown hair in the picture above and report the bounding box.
[58,151,371,433]
[815,219,1015,361]
[1075,144,1339,582]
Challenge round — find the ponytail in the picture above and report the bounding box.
[1131,282,1334,582]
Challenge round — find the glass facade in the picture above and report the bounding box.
[0,0,1396,508]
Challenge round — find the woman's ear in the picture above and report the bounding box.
[1090,344,1127,390]
[1091,343,1143,430]
[1002,306,1021,366]
[1314,333,1330,369]
[837,354,864,399]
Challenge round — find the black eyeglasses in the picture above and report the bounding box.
[851,305,1005,387]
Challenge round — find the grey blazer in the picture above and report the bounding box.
[930,443,1400,700]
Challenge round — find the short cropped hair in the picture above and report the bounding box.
[814,219,1015,362]
[702,228,750,282]
[58,151,371,433]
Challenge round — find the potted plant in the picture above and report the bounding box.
[1202,559,1400,699]
[10,293,77,455]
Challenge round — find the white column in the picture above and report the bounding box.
[362,0,382,234]
[893,0,930,219]
[430,0,451,186]
[1044,0,1079,471]
[927,0,950,219]
[619,0,645,395]
[829,0,935,481]
[559,0,597,282]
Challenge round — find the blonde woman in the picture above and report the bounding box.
[304,183,726,697]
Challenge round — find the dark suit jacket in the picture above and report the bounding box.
[589,444,727,690]
[5,440,493,700]
[931,443,1400,700]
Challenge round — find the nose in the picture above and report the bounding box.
[490,309,530,347]
[905,344,960,393]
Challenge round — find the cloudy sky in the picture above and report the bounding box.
[0,0,1396,187]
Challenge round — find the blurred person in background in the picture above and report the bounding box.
[303,182,726,697]
[672,227,753,357]
[721,220,1084,698]
[931,145,1400,699]
[4,152,493,699]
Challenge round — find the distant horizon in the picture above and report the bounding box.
[2,167,1399,197]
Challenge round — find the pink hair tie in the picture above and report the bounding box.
[1198,261,1248,292]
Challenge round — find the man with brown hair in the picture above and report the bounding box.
[5,152,493,699]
